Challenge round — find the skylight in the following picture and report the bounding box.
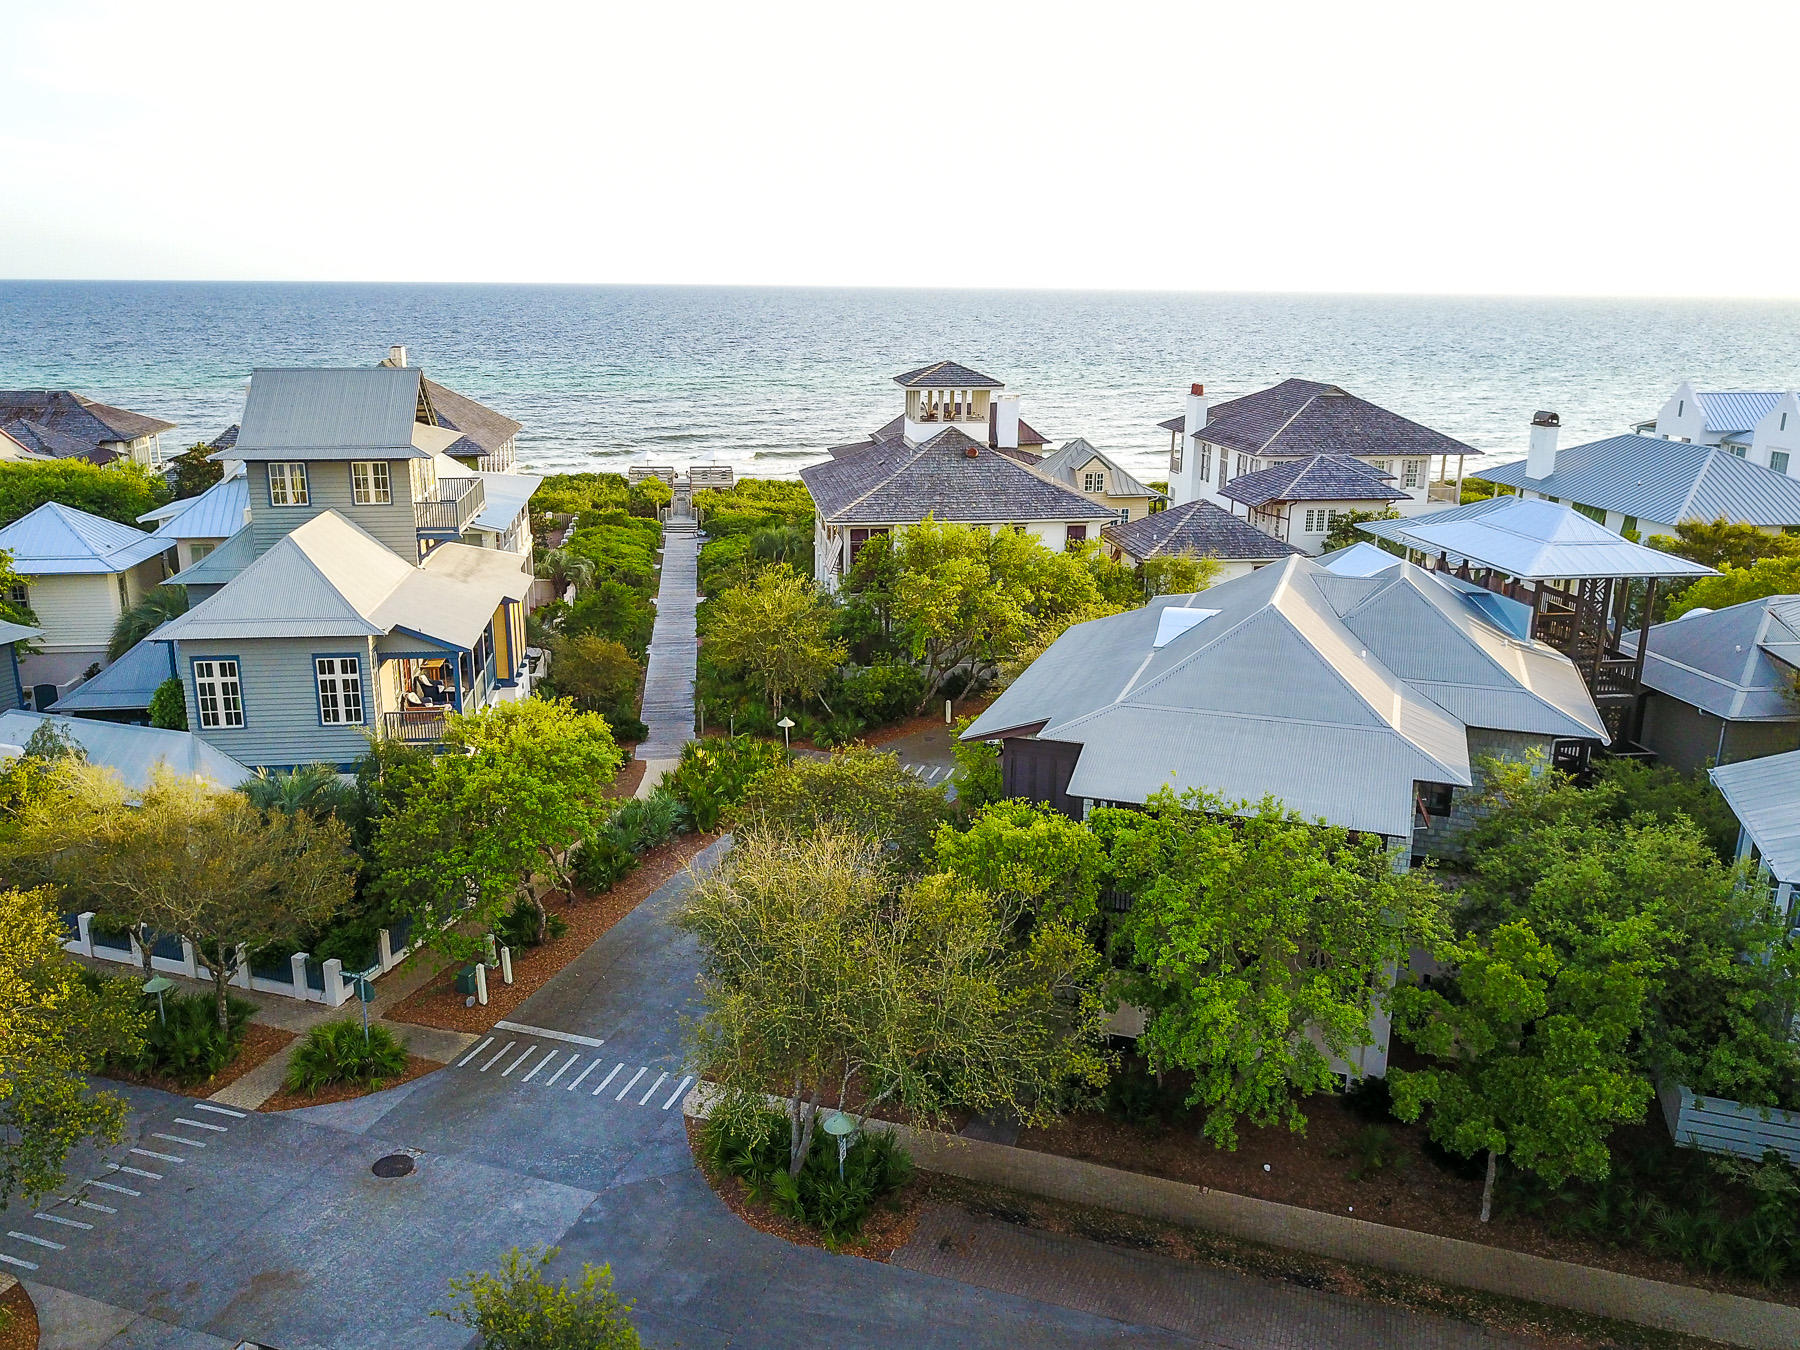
[1153,607,1219,648]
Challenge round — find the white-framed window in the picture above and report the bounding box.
[1772,450,1791,475]
[7,582,27,606]
[268,462,309,506]
[1198,444,1212,480]
[1372,459,1393,475]
[193,658,244,729]
[1303,509,1343,534]
[1083,470,1106,493]
[315,656,363,725]
[1236,454,1251,478]
[1402,459,1422,488]
[1170,440,1183,474]
[1116,507,1131,524]
[189,541,215,561]
[351,460,392,505]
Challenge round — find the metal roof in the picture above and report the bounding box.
[439,468,541,533]
[1360,495,1716,580]
[167,528,255,588]
[0,711,250,790]
[892,361,1003,389]
[1477,434,1800,528]
[145,473,250,542]
[1710,749,1800,884]
[228,368,425,459]
[1695,391,1786,435]
[1034,439,1163,500]
[1622,596,1800,721]
[0,501,173,575]
[1318,541,1404,577]
[965,555,1606,837]
[0,617,43,646]
[1102,500,1304,563]
[1221,454,1408,509]
[51,639,175,714]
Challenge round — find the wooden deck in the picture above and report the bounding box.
[635,517,699,761]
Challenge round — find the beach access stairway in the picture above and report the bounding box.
[637,513,699,762]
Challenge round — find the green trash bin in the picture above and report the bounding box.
[454,965,478,997]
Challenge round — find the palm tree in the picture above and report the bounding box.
[241,764,354,818]
[108,585,189,661]
[749,525,812,572]
[535,547,596,599]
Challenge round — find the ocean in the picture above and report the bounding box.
[4,282,1799,482]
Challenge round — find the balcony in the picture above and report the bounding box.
[382,707,451,745]
[414,475,485,539]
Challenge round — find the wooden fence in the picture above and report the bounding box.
[1659,1081,1800,1165]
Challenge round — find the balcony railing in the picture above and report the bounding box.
[382,707,451,745]
[414,475,485,538]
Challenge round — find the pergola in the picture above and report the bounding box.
[1361,497,1715,734]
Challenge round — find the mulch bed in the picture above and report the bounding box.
[684,1116,928,1261]
[853,694,995,749]
[259,1053,441,1112]
[385,831,719,1035]
[1020,1096,1800,1307]
[99,1022,297,1099]
[607,757,648,798]
[0,1281,37,1350]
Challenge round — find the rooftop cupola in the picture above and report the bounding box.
[893,360,1004,446]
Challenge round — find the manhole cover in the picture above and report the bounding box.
[371,1153,415,1178]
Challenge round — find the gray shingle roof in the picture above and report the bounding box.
[1220,454,1408,509]
[893,361,1003,389]
[208,424,240,452]
[1476,434,1800,528]
[1622,596,1800,722]
[963,554,1604,837]
[1102,500,1303,563]
[1710,749,1800,884]
[0,391,176,463]
[800,427,1114,526]
[420,376,522,458]
[1034,439,1162,500]
[1170,379,1477,460]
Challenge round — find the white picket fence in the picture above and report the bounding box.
[63,910,413,1009]
[1659,1081,1800,1165]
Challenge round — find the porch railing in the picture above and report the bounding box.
[382,708,450,744]
[414,475,486,537]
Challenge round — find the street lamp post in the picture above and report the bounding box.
[777,716,795,753]
[142,974,175,1026]
[821,1110,859,1181]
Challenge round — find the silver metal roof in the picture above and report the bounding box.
[0,501,173,575]
[1695,391,1787,435]
[1360,496,1716,581]
[1034,439,1163,500]
[966,554,1606,837]
[1477,435,1800,529]
[167,528,255,588]
[1710,749,1800,884]
[0,711,250,790]
[227,368,427,459]
[51,639,176,713]
[1623,597,1800,721]
[146,473,251,542]
[0,617,42,646]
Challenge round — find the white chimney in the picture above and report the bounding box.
[388,344,408,367]
[1527,410,1560,481]
[1184,382,1209,438]
[994,394,1020,450]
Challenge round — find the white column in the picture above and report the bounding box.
[322,957,347,1007]
[290,951,310,999]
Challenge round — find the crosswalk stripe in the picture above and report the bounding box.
[480,1040,516,1072]
[86,1180,138,1197]
[520,1048,559,1083]
[34,1212,92,1230]
[616,1066,647,1101]
[75,1200,116,1213]
[494,1020,605,1048]
[152,1133,205,1149]
[9,1230,63,1250]
[501,1045,537,1076]
[543,1052,581,1088]
[112,1164,161,1180]
[663,1075,694,1110]
[0,1253,37,1271]
[175,1117,228,1133]
[567,1058,601,1092]
[592,1063,624,1097]
[458,1036,495,1067]
[191,1102,245,1118]
[130,1148,183,1163]
[638,1071,669,1106]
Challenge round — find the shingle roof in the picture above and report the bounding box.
[0,501,173,575]
[964,554,1604,836]
[858,409,1047,453]
[1220,454,1408,509]
[1621,596,1800,722]
[230,368,424,459]
[988,404,1048,447]
[1102,500,1303,562]
[420,376,522,458]
[1476,434,1800,528]
[1710,749,1800,884]
[208,424,239,452]
[800,427,1114,526]
[0,392,175,463]
[1360,495,1717,581]
[1034,439,1163,500]
[1694,391,1787,435]
[0,711,249,790]
[893,361,1003,390]
[51,639,176,714]
[1169,379,1477,460]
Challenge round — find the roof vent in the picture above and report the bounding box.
[1531,410,1560,427]
[964,445,979,459]
[1153,607,1219,648]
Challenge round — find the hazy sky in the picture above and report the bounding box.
[3,0,1795,295]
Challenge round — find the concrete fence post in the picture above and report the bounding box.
[500,945,514,985]
[378,927,395,973]
[229,943,252,989]
[322,957,347,1008]
[75,911,97,958]
[128,929,145,969]
[179,937,201,980]
[290,952,310,1000]
[475,963,489,1006]
[484,933,498,966]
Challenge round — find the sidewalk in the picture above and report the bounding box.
[637,518,698,764]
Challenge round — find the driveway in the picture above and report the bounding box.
[8,840,1540,1349]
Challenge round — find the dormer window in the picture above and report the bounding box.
[1083,470,1106,493]
[268,462,309,506]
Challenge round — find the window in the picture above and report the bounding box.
[1418,783,1455,819]
[1116,507,1131,524]
[1372,459,1393,475]
[1083,471,1106,493]
[1198,443,1212,481]
[1621,515,1638,538]
[1773,450,1791,475]
[1236,454,1250,478]
[1402,459,1422,488]
[351,461,391,505]
[1783,413,1790,432]
[1573,502,1606,524]
[189,541,215,561]
[1677,399,1684,417]
[314,656,363,725]
[193,658,244,729]
[1065,524,1087,547]
[268,462,309,506]
[473,626,493,676]
[1729,445,1747,459]
[1170,440,1183,474]
[1303,508,1340,534]
[7,582,27,606]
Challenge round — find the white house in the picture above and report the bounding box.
[1643,381,1800,477]
[0,391,177,468]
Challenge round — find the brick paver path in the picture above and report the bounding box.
[894,1204,1538,1350]
[636,518,699,761]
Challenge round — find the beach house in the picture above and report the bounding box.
[1100,499,1303,581]
[1709,749,1800,924]
[0,619,43,712]
[1641,382,1800,478]
[1157,380,1477,522]
[1027,439,1165,524]
[376,345,524,473]
[135,470,252,570]
[0,390,177,468]
[825,361,1052,464]
[1217,454,1410,552]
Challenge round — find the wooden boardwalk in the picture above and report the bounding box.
[635,518,699,762]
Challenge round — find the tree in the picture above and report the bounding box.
[167,442,224,498]
[148,676,187,729]
[1647,518,1800,572]
[240,763,356,818]
[889,519,1034,710]
[702,565,844,718]
[1322,510,1399,554]
[679,824,1109,1176]
[546,632,640,718]
[1139,551,1222,599]
[0,460,168,529]
[1664,555,1800,619]
[374,699,622,955]
[1094,788,1447,1148]
[934,799,1104,932]
[0,548,33,632]
[735,746,951,875]
[0,886,145,1208]
[436,1246,640,1350]
[949,717,1003,812]
[1389,920,1654,1221]
[108,584,188,660]
[535,546,596,599]
[4,766,357,1031]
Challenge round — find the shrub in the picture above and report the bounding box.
[950,719,1002,811]
[666,736,787,832]
[1340,1074,1396,1123]
[148,677,188,730]
[828,663,925,727]
[284,1018,409,1094]
[0,459,168,529]
[573,824,638,893]
[494,897,569,950]
[736,746,950,875]
[437,1245,640,1349]
[123,989,253,1084]
[611,794,679,853]
[1331,1124,1406,1181]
